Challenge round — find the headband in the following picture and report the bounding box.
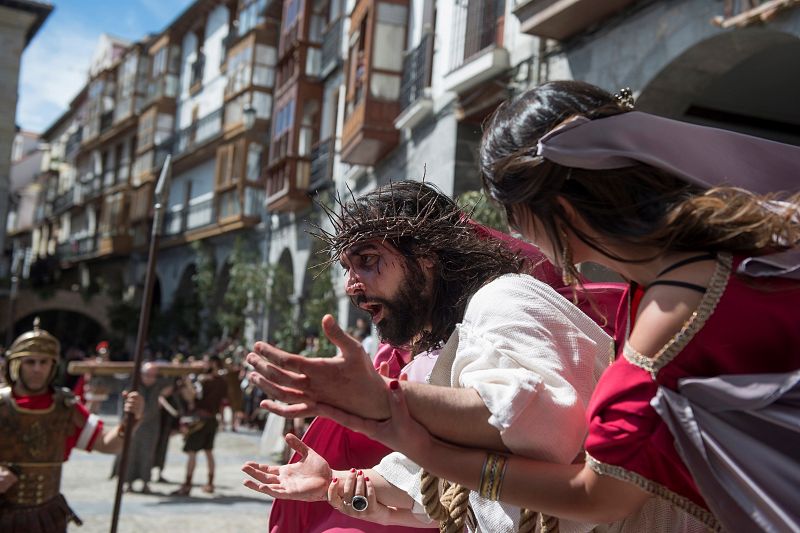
[537,111,800,279]
[538,111,800,195]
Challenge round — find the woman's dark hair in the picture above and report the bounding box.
[480,80,800,272]
[321,180,524,351]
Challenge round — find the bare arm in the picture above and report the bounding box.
[402,382,507,451]
[91,391,144,454]
[317,384,651,525]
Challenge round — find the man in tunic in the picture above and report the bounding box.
[116,362,173,493]
[0,318,143,533]
[172,355,227,496]
[244,182,621,531]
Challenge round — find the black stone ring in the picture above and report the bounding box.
[352,495,369,512]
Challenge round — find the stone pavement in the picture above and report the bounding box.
[62,420,276,532]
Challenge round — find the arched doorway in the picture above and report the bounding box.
[637,29,800,145]
[13,310,106,355]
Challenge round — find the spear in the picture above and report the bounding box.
[110,154,172,533]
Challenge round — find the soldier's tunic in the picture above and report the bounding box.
[0,386,103,533]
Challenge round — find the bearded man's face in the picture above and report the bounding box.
[341,240,433,347]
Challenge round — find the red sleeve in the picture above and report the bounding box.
[64,401,104,459]
[585,359,704,509]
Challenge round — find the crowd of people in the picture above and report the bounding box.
[2,80,799,532]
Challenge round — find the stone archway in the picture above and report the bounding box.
[637,29,800,144]
[6,293,112,352]
[9,289,112,336]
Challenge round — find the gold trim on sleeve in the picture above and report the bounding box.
[623,254,732,377]
[586,453,722,532]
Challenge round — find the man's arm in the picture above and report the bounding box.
[402,382,507,451]
[84,391,144,454]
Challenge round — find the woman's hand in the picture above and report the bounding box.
[242,433,332,501]
[328,469,390,524]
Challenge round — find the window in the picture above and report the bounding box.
[238,0,268,35]
[246,142,263,182]
[137,108,156,149]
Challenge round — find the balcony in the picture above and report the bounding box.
[309,138,333,192]
[52,190,74,214]
[144,75,179,108]
[175,108,223,155]
[80,174,104,201]
[340,0,409,166]
[57,234,98,262]
[162,197,216,237]
[97,233,133,257]
[512,0,638,41]
[396,32,434,130]
[189,53,205,93]
[265,159,310,212]
[99,110,114,135]
[320,17,344,78]
[443,0,509,95]
[218,186,264,223]
[65,128,83,156]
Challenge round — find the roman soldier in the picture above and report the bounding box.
[0,318,143,532]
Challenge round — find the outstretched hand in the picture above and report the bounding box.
[246,315,390,420]
[242,434,332,502]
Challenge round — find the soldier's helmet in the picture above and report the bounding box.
[4,317,61,385]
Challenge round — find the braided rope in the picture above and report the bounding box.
[518,508,538,533]
[420,470,470,532]
[420,471,561,533]
[540,513,560,533]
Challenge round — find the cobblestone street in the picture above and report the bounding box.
[62,421,274,532]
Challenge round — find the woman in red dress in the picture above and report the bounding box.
[321,81,800,532]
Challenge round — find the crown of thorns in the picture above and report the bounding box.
[311,181,475,269]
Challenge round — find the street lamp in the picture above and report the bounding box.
[243,103,256,130]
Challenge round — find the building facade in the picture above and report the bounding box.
[6,0,800,352]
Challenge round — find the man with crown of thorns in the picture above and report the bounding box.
[0,318,144,533]
[243,180,640,532]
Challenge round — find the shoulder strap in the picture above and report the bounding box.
[646,280,707,294]
[656,253,716,277]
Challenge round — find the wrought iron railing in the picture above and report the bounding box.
[174,108,223,155]
[52,190,74,213]
[400,32,434,111]
[309,139,332,191]
[57,234,97,260]
[449,0,503,72]
[163,207,185,236]
[99,110,113,134]
[65,128,83,155]
[186,198,215,230]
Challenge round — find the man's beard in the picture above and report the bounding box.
[353,270,431,348]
